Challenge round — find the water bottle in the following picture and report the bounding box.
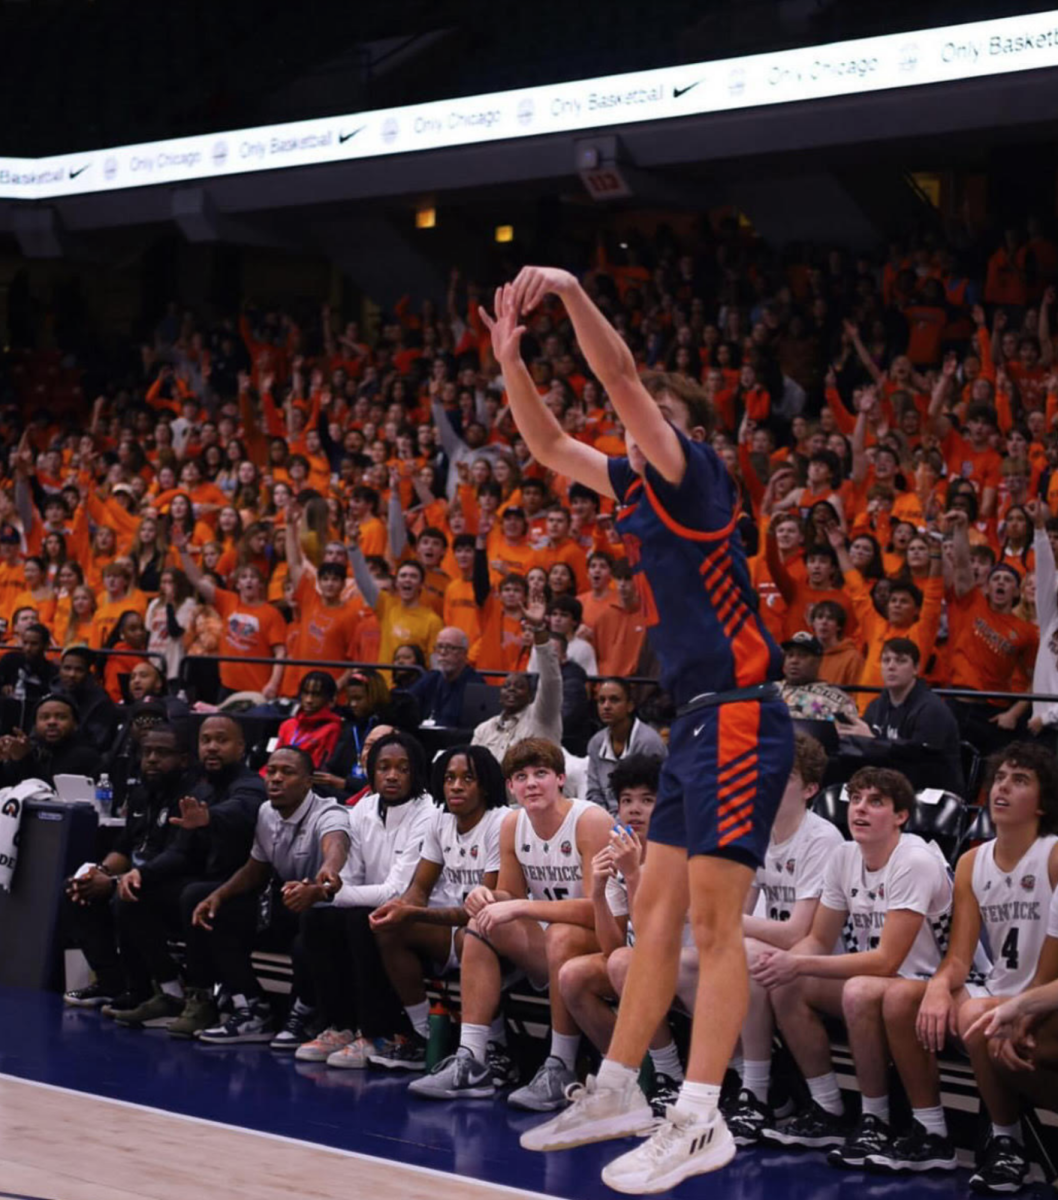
[426,1003,453,1070]
[95,773,113,819]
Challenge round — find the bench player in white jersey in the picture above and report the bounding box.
[750,767,952,1169]
[969,884,1058,1124]
[366,745,509,1073]
[410,737,612,1109]
[524,754,690,1137]
[724,731,844,1144]
[877,742,1058,1191]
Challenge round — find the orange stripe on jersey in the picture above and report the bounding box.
[729,617,772,688]
[716,702,760,847]
[643,478,740,544]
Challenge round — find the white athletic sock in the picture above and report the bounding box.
[675,1080,721,1121]
[992,1122,1022,1143]
[405,1000,430,1039]
[159,979,184,1000]
[459,1022,490,1063]
[597,1058,638,1091]
[806,1072,844,1116]
[489,1015,507,1046]
[861,1094,890,1123]
[649,1041,684,1082]
[292,997,313,1017]
[232,993,248,1010]
[550,1030,580,1071]
[913,1106,948,1138]
[742,1059,771,1103]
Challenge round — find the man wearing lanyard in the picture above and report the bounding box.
[186,746,350,1044]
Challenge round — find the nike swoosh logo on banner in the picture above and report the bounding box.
[674,81,703,99]
[339,127,365,144]
[70,164,90,179]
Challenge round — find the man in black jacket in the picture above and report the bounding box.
[63,725,193,1017]
[0,692,102,786]
[58,647,118,749]
[843,638,965,793]
[0,622,58,730]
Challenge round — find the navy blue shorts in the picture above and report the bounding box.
[649,696,794,870]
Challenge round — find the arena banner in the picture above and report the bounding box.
[2,9,1058,200]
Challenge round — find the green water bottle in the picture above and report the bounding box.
[427,1004,453,1069]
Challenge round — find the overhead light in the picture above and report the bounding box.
[619,241,628,249]
[415,205,436,229]
[495,224,514,243]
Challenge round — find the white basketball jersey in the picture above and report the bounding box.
[1049,886,1058,938]
[420,806,506,909]
[821,833,953,980]
[972,834,1057,995]
[756,810,845,923]
[515,798,592,902]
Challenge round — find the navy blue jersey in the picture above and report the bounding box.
[608,427,783,706]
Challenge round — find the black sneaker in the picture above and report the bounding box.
[762,1100,850,1149]
[368,1033,428,1072]
[969,1135,1029,1194]
[485,1041,520,1087]
[647,1071,682,1118]
[865,1120,958,1173]
[198,999,274,1044]
[723,1088,774,1146]
[64,982,116,1008]
[270,1005,316,1052]
[100,991,146,1019]
[828,1113,891,1168]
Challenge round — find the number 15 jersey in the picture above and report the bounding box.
[515,798,593,902]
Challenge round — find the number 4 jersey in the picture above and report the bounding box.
[515,798,594,904]
[970,834,1057,996]
[820,833,953,979]
[755,810,846,923]
[420,806,507,909]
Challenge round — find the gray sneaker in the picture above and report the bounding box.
[408,1047,496,1100]
[508,1055,577,1112]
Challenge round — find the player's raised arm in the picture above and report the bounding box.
[512,266,686,485]
[480,286,615,499]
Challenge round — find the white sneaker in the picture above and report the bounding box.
[294,1028,356,1063]
[520,1073,654,1151]
[327,1035,391,1069]
[600,1107,735,1194]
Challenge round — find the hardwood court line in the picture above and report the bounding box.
[0,1074,559,1200]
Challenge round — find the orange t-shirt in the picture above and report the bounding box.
[213,589,288,694]
[471,594,528,676]
[443,577,482,646]
[593,602,649,678]
[284,573,361,696]
[947,588,1038,699]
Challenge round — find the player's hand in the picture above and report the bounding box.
[964,995,1025,1045]
[262,681,279,702]
[312,771,346,790]
[169,795,211,829]
[510,267,577,315]
[750,949,799,989]
[464,885,495,917]
[192,894,222,930]
[943,509,968,532]
[65,867,114,905]
[479,284,528,365]
[1028,714,1046,736]
[915,984,955,1053]
[989,707,1020,731]
[315,865,342,896]
[281,879,324,913]
[369,899,414,928]
[473,899,522,937]
[591,847,615,896]
[609,825,641,880]
[990,1029,1037,1073]
[116,868,142,903]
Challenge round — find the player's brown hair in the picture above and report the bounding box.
[640,371,714,436]
[847,766,916,815]
[501,737,565,779]
[984,741,1058,834]
[792,731,827,790]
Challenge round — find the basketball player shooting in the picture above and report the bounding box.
[480,271,794,1194]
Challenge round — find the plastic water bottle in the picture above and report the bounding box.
[426,1003,452,1070]
[95,773,113,819]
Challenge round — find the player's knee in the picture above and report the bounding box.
[607,947,632,994]
[881,979,922,1026]
[544,922,580,967]
[557,954,591,1002]
[841,975,884,1022]
[956,997,993,1044]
